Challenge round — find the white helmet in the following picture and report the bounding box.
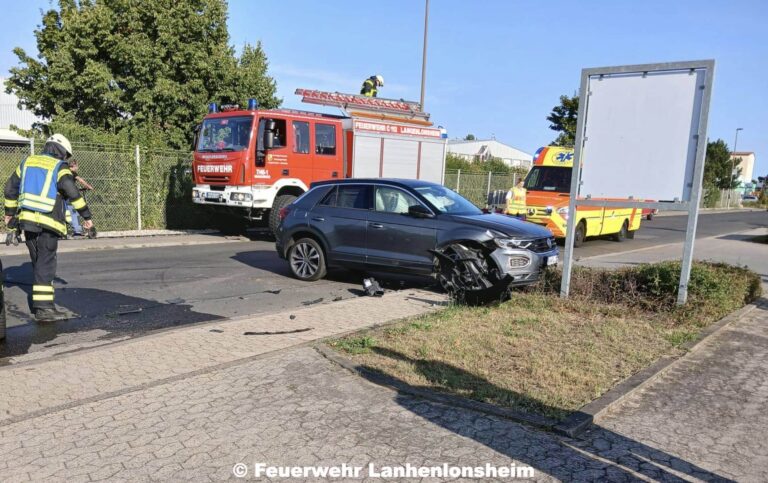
[375,75,384,86]
[46,134,73,158]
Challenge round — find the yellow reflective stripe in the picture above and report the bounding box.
[65,211,72,222]
[24,155,58,169]
[40,162,57,199]
[18,199,54,211]
[19,192,55,204]
[71,197,86,210]
[18,211,67,234]
[4,199,18,208]
[33,285,54,293]
[57,168,72,181]
[15,166,20,177]
[32,294,54,301]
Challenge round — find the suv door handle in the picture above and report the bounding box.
[312,217,325,222]
[369,222,384,229]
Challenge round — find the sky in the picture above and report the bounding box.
[2,0,766,178]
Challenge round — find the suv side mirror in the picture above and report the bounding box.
[408,204,433,218]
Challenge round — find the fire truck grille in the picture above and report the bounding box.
[202,175,230,183]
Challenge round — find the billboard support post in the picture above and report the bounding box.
[559,60,715,305]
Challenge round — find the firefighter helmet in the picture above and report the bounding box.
[375,75,384,87]
[46,134,73,158]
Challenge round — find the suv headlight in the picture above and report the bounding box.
[557,207,569,220]
[495,238,533,249]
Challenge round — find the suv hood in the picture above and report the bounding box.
[445,213,553,239]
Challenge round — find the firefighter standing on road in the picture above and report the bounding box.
[360,75,384,97]
[506,178,527,218]
[3,134,95,322]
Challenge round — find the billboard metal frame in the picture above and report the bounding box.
[560,60,715,305]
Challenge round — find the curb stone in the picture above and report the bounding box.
[553,301,759,438]
[314,343,559,431]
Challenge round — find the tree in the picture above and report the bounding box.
[6,0,280,149]
[547,94,579,147]
[704,139,741,190]
[464,134,476,141]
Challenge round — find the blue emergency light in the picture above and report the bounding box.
[248,98,258,110]
[208,103,218,113]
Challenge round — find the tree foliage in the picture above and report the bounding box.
[547,94,579,147]
[6,0,280,149]
[445,152,527,176]
[464,134,476,141]
[704,139,741,190]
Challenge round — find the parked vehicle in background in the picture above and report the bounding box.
[642,205,659,220]
[523,146,642,247]
[191,90,447,234]
[742,194,758,202]
[276,179,558,302]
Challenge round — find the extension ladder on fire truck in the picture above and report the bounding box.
[295,89,431,124]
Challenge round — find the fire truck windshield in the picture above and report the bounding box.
[197,116,253,152]
[524,166,572,193]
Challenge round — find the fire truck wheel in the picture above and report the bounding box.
[288,238,327,281]
[574,221,586,248]
[613,220,629,242]
[269,194,298,235]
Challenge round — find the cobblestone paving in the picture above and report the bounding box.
[598,299,768,482]
[0,289,444,424]
[0,345,739,482]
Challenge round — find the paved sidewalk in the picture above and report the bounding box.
[0,289,445,425]
[596,296,768,482]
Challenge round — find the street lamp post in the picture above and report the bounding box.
[729,127,743,207]
[419,0,429,110]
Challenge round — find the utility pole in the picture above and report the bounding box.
[419,0,429,110]
[729,127,743,207]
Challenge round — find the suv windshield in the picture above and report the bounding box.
[524,166,572,193]
[414,185,482,215]
[197,116,253,152]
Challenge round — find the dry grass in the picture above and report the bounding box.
[330,262,761,420]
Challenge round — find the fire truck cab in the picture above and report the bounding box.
[192,91,447,233]
[523,146,642,247]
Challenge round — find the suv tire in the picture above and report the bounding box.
[288,237,327,281]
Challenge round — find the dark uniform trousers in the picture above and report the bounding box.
[25,231,58,310]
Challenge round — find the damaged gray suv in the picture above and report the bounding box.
[275,179,558,300]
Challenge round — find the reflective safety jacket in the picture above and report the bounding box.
[360,78,378,97]
[506,186,527,217]
[4,154,92,236]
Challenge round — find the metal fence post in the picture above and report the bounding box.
[29,138,34,155]
[486,171,492,198]
[456,169,461,193]
[135,145,142,231]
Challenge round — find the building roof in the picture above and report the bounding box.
[731,152,754,156]
[0,78,41,130]
[447,139,532,161]
[0,128,30,143]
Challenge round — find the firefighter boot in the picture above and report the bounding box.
[34,308,70,322]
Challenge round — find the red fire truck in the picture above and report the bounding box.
[192,90,448,233]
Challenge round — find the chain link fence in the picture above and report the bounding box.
[444,169,523,208]
[0,145,527,232]
[0,143,207,232]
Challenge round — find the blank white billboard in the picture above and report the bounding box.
[579,69,705,201]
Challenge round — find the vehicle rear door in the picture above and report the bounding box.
[308,184,372,264]
[366,184,437,273]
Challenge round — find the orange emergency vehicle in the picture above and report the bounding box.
[522,146,641,247]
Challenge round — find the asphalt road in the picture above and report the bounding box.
[0,210,765,362]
